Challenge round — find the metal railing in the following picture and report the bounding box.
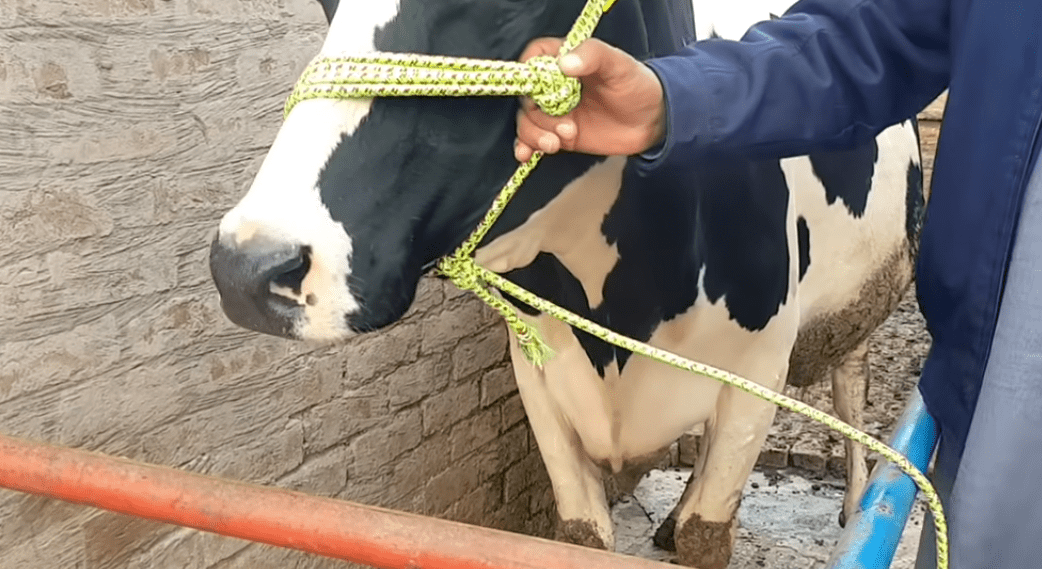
[0,389,938,568]
[827,390,939,569]
[0,433,671,569]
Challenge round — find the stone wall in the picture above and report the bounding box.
[0,1,553,567]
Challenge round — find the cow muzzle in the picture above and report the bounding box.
[208,236,311,339]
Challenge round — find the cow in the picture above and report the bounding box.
[208,0,926,567]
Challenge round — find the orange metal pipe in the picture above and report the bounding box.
[0,433,671,569]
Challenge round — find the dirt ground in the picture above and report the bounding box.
[613,467,929,568]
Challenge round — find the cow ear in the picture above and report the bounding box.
[316,0,339,24]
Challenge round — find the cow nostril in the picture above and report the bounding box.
[270,245,312,297]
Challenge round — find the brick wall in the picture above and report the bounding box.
[0,1,552,567]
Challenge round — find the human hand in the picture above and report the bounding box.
[514,37,667,161]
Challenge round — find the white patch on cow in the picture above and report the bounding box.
[692,0,796,40]
[513,261,799,528]
[475,157,626,306]
[784,120,919,324]
[216,0,401,341]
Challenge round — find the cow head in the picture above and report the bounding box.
[209,0,650,341]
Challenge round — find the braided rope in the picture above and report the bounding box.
[282,0,949,565]
[285,54,581,118]
[285,0,616,118]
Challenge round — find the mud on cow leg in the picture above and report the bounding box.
[675,514,738,569]
[555,517,609,550]
[672,371,785,568]
[653,429,710,552]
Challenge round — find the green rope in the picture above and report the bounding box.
[282,0,949,566]
[285,53,581,118]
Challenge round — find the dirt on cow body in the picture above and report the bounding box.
[768,288,931,472]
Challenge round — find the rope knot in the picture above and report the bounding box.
[526,55,581,117]
[436,256,482,293]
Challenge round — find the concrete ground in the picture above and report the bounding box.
[612,467,928,568]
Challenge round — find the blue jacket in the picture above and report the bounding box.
[642,0,1042,468]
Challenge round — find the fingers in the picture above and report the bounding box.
[515,100,579,161]
[514,140,535,162]
[517,109,559,153]
[522,37,624,83]
[520,98,577,140]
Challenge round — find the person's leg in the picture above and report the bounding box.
[917,164,1042,569]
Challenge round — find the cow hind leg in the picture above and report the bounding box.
[831,340,871,527]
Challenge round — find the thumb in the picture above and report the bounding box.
[558,38,627,81]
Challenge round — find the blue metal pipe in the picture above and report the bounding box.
[826,389,940,569]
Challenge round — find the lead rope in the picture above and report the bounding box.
[284,0,948,566]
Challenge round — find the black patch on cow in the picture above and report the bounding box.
[696,156,791,332]
[316,95,523,331]
[797,216,810,281]
[315,0,338,22]
[808,140,878,218]
[589,155,791,373]
[503,253,617,375]
[905,159,925,256]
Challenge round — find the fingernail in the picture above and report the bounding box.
[539,134,558,153]
[559,54,581,73]
[556,122,576,139]
[518,141,535,161]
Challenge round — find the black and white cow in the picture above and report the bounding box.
[209,0,925,567]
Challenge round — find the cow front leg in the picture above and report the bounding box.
[652,431,707,551]
[674,372,786,569]
[830,340,870,527]
[507,337,614,551]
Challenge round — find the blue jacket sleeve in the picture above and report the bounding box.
[641,0,951,166]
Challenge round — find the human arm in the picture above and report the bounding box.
[515,0,951,164]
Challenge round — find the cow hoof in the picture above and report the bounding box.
[652,517,677,551]
[554,518,608,550]
[675,515,735,569]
